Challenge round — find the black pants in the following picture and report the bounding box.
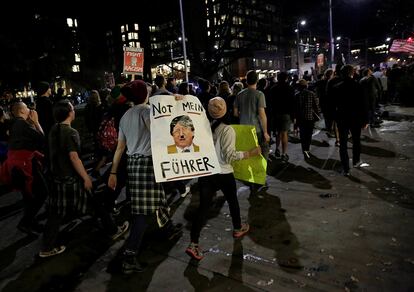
[124,214,148,253]
[190,173,241,243]
[42,189,118,251]
[298,120,315,152]
[337,122,362,172]
[15,162,48,228]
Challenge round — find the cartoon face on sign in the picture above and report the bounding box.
[131,56,137,66]
[167,115,200,154]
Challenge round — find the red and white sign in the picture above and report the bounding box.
[123,47,144,74]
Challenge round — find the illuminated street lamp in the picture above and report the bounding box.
[296,19,306,75]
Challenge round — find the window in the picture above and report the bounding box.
[121,25,125,33]
[134,23,139,30]
[128,32,138,40]
[129,42,135,47]
[267,34,271,42]
[74,19,78,27]
[136,42,140,48]
[238,31,244,38]
[122,34,126,41]
[67,18,73,27]
[72,65,80,72]
[207,19,210,28]
[230,40,239,48]
[125,24,129,31]
[74,53,81,62]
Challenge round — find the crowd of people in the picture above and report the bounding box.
[0,61,410,274]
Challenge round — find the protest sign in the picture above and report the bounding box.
[231,125,267,185]
[150,95,221,182]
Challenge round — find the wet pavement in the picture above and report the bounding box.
[1,105,414,291]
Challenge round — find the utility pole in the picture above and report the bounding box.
[329,0,334,67]
[179,0,188,82]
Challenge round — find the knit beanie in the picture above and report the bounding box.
[37,82,50,96]
[120,80,148,104]
[208,97,227,119]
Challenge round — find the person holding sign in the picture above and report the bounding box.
[185,97,261,260]
[108,80,180,274]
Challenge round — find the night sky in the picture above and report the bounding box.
[284,0,414,42]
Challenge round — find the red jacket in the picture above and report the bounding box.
[0,150,44,196]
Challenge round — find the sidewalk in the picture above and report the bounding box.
[1,105,414,291]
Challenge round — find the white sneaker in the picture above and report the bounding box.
[354,161,370,168]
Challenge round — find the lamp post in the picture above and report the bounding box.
[296,20,306,76]
[329,0,334,67]
[179,0,188,82]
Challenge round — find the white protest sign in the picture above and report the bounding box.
[150,95,221,182]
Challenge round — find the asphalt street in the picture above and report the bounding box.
[0,105,413,291]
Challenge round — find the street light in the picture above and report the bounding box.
[178,0,188,82]
[329,0,334,67]
[296,19,306,76]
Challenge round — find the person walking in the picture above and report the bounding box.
[293,80,321,159]
[332,65,369,176]
[40,100,128,258]
[1,102,47,234]
[108,80,180,274]
[186,97,261,260]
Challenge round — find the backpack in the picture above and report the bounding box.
[97,117,118,152]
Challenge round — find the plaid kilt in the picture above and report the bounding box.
[127,154,169,227]
[49,176,89,218]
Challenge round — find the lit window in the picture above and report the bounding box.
[231,27,236,34]
[269,60,273,67]
[136,42,140,48]
[126,24,129,31]
[121,25,125,33]
[267,34,271,42]
[239,32,244,38]
[72,65,80,72]
[122,35,126,41]
[74,19,78,27]
[129,42,135,47]
[208,30,210,36]
[134,23,139,30]
[67,18,73,27]
[74,53,81,62]
[128,32,138,40]
[207,19,210,28]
